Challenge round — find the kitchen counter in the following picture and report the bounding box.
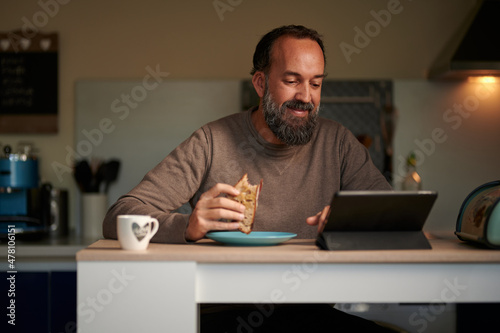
[4,234,94,257]
[1,233,96,270]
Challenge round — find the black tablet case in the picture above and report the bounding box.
[316,191,438,250]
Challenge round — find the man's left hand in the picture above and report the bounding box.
[306,206,330,233]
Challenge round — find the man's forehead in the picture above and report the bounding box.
[270,36,325,75]
[282,71,326,80]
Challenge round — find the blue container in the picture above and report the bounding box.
[0,158,39,189]
[0,190,28,215]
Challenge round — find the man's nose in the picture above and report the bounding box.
[295,84,311,104]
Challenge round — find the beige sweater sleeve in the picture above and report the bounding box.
[102,127,210,244]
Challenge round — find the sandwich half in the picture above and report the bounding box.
[229,173,263,234]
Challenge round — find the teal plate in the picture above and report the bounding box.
[206,231,297,246]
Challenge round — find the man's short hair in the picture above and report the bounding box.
[250,25,326,75]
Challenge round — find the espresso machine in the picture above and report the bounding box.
[0,143,51,239]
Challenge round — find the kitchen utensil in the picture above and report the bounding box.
[91,161,106,193]
[74,160,92,192]
[103,160,120,193]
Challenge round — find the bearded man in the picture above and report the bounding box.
[103,25,390,243]
[103,25,394,332]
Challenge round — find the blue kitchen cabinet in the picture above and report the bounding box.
[1,271,76,333]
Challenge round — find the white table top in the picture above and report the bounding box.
[76,236,500,264]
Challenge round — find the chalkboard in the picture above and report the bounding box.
[0,31,58,133]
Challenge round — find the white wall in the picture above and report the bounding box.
[74,80,241,205]
[394,80,500,231]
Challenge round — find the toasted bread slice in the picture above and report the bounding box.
[229,174,263,234]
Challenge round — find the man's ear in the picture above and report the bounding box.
[252,71,265,98]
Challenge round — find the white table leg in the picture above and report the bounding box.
[77,261,197,333]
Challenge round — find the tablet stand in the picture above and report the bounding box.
[316,231,432,250]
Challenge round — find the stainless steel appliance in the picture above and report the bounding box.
[48,188,69,238]
[0,144,50,239]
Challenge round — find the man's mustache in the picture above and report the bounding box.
[282,99,315,112]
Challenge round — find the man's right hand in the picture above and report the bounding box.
[185,183,246,242]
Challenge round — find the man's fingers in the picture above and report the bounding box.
[201,207,245,222]
[200,183,240,200]
[186,183,245,242]
[320,205,330,222]
[306,206,331,228]
[210,197,245,211]
[207,221,240,231]
[306,211,322,226]
[317,206,331,232]
[197,196,245,214]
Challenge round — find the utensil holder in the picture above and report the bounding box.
[81,193,108,241]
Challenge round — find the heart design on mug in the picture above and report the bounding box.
[132,222,150,241]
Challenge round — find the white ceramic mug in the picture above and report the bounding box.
[117,215,159,250]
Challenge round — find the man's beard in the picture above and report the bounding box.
[262,83,319,146]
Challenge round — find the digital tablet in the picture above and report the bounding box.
[324,190,438,232]
[317,190,438,250]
